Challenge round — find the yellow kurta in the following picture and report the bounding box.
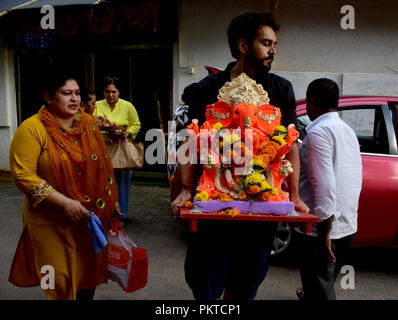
[8,114,111,300]
[94,98,141,140]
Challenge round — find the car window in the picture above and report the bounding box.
[339,106,389,154]
[297,105,390,154]
[338,108,375,136]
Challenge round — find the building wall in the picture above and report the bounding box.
[174,0,398,108]
[0,31,17,170]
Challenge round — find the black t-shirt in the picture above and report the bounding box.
[181,62,297,128]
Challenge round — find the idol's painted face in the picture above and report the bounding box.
[244,25,277,73]
[104,84,120,106]
[45,79,81,119]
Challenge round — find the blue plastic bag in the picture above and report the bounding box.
[87,211,107,253]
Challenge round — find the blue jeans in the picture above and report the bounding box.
[114,169,132,219]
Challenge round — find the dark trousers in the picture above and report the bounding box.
[296,231,355,300]
[185,220,277,300]
[76,288,96,300]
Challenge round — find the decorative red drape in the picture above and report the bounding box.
[86,7,115,36]
[19,2,158,39]
[122,3,153,30]
[20,13,42,37]
[56,10,82,37]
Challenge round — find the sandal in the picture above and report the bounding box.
[296,287,305,301]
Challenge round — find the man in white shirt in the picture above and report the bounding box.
[296,78,362,300]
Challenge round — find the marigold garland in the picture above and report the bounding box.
[272,135,286,146]
[259,191,270,201]
[273,125,287,137]
[256,140,280,165]
[218,193,233,201]
[260,180,271,191]
[184,201,194,209]
[246,185,261,195]
[245,173,263,186]
[251,157,266,171]
[238,191,246,200]
[217,207,241,217]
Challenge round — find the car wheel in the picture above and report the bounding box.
[271,222,292,255]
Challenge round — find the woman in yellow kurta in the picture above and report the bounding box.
[8,67,120,300]
[94,76,141,225]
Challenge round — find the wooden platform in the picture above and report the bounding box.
[180,207,320,233]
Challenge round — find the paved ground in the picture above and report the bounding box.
[0,172,397,300]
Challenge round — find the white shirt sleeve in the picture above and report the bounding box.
[304,130,339,221]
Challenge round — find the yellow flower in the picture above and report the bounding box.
[274,125,288,137]
[250,157,266,171]
[245,173,263,186]
[212,122,224,132]
[260,180,271,191]
[272,135,286,146]
[271,188,279,195]
[195,191,209,201]
[223,133,241,145]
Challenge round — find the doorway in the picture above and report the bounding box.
[16,45,172,175]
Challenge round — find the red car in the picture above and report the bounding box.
[295,96,398,249]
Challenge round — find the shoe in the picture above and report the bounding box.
[296,287,304,301]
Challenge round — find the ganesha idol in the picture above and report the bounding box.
[186,73,299,215]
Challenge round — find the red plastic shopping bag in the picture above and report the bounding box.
[108,220,148,293]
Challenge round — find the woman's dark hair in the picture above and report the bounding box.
[43,66,77,96]
[306,78,340,111]
[103,76,121,91]
[227,12,280,59]
[81,89,95,104]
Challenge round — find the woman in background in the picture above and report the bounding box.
[94,76,141,226]
[81,89,96,115]
[8,67,120,300]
